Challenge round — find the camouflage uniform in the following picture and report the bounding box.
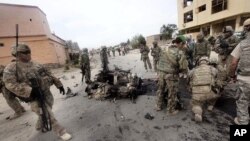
[0,65,25,119]
[107,48,111,57]
[117,48,121,56]
[189,57,218,122]
[80,48,91,83]
[3,44,71,140]
[100,46,109,72]
[215,26,240,77]
[112,47,115,57]
[140,44,152,71]
[151,42,162,71]
[156,45,188,114]
[231,31,250,125]
[193,34,211,66]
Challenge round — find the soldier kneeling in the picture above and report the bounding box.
[189,57,219,122]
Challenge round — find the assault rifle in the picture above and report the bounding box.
[30,77,52,132]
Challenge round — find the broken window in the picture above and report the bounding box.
[184,10,193,23]
[183,0,193,8]
[198,5,206,13]
[212,0,227,14]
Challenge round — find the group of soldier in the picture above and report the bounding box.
[153,18,250,125]
[0,18,250,141]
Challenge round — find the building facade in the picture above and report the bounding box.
[0,3,69,66]
[177,0,250,39]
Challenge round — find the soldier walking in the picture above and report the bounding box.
[151,41,162,72]
[140,41,152,71]
[3,44,72,141]
[230,19,250,125]
[112,47,116,57]
[80,48,91,84]
[100,46,109,72]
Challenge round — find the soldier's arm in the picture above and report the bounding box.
[3,64,32,98]
[228,37,240,52]
[178,52,189,73]
[43,66,63,88]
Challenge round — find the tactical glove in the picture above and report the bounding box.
[59,87,65,95]
[29,78,39,88]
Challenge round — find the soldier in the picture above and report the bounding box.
[0,65,26,120]
[140,41,152,71]
[3,44,72,141]
[208,36,216,51]
[112,47,116,57]
[117,47,121,56]
[100,46,109,72]
[186,37,195,69]
[189,57,219,122]
[107,47,111,57]
[151,41,162,72]
[80,48,91,84]
[215,26,240,77]
[193,33,211,66]
[155,37,188,115]
[230,18,250,125]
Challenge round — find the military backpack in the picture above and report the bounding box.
[192,64,214,94]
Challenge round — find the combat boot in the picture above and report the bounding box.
[166,110,179,116]
[207,105,214,112]
[60,132,72,141]
[155,105,162,111]
[234,117,240,125]
[194,114,202,122]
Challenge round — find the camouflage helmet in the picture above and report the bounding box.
[222,26,234,33]
[208,36,215,42]
[11,43,31,57]
[209,57,218,65]
[83,48,88,52]
[198,56,209,64]
[153,41,157,45]
[243,18,250,27]
[197,33,204,40]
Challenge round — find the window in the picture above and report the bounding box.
[0,43,4,47]
[198,5,206,13]
[183,0,193,8]
[212,0,227,14]
[184,11,193,23]
[187,28,200,34]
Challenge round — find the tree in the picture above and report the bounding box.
[130,34,146,49]
[160,24,177,40]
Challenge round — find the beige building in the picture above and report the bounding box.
[0,3,70,66]
[177,0,250,39]
[146,34,170,48]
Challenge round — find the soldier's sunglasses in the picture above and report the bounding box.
[19,50,31,55]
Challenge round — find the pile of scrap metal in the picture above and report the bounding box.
[85,66,143,103]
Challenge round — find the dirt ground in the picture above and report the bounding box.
[0,49,236,141]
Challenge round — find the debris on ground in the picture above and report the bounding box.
[144,113,154,120]
[65,87,78,99]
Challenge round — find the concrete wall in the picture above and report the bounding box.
[0,3,51,37]
[0,3,67,66]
